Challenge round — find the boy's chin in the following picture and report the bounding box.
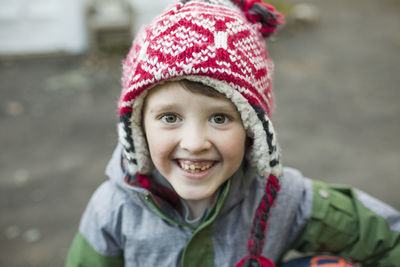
[177,191,213,202]
[174,187,216,203]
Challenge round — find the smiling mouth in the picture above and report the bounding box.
[177,160,215,173]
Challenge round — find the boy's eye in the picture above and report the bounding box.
[161,114,180,124]
[211,114,228,124]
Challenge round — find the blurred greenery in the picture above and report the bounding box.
[265,0,292,14]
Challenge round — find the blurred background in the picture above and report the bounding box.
[0,0,399,266]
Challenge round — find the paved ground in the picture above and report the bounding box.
[1,0,399,266]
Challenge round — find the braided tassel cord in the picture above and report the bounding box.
[235,174,280,267]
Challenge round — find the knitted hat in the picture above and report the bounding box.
[118,0,284,266]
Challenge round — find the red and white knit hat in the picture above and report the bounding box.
[119,0,284,178]
[119,1,284,266]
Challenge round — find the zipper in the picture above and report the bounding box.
[181,179,232,267]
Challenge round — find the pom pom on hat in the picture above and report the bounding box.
[232,0,285,37]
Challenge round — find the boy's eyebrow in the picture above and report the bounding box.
[147,103,180,113]
[146,99,239,114]
[208,105,239,114]
[205,100,240,112]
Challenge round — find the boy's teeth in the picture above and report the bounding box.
[178,160,213,172]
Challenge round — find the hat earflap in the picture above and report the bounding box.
[118,89,153,175]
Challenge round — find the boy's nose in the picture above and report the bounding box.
[179,127,212,153]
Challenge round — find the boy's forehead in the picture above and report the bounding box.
[142,81,246,136]
[146,81,228,102]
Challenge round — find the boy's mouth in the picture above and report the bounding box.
[177,159,215,173]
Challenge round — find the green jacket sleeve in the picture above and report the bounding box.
[66,232,124,267]
[292,180,400,267]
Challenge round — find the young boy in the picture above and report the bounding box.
[66,0,400,266]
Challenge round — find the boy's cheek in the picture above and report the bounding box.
[146,135,175,165]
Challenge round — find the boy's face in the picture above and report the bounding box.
[143,81,246,203]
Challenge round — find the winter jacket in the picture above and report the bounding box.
[66,144,400,267]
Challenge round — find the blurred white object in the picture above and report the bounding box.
[0,0,172,56]
[292,3,321,24]
[0,0,87,55]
